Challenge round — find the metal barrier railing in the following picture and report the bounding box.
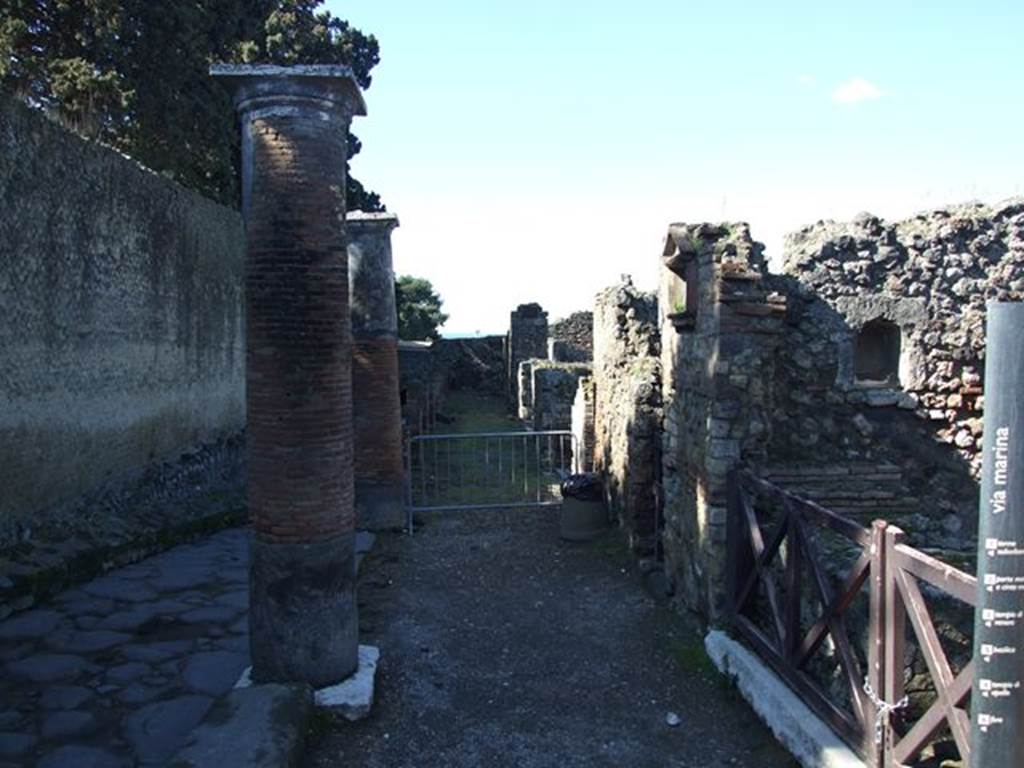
[405,431,576,526]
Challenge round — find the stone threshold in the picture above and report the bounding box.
[704,630,865,768]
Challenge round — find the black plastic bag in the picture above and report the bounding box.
[560,473,603,501]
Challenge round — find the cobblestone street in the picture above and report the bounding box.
[0,529,250,767]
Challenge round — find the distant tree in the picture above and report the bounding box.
[395,276,449,341]
[0,0,383,210]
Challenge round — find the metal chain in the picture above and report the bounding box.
[863,677,909,745]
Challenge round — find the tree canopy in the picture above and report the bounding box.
[0,0,383,210]
[395,276,448,341]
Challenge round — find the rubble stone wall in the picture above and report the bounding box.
[549,311,593,362]
[592,278,663,555]
[770,200,1024,549]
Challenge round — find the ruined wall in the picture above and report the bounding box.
[770,200,1024,550]
[506,303,547,408]
[0,95,246,544]
[592,278,662,555]
[530,361,592,432]
[549,310,593,362]
[659,224,785,618]
[571,377,596,472]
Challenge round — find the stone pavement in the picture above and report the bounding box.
[0,528,251,767]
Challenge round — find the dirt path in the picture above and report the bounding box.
[305,509,798,768]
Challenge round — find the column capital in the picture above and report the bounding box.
[210,63,367,121]
[347,211,400,231]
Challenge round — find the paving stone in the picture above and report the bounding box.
[82,577,158,603]
[214,634,248,654]
[181,651,249,697]
[228,617,248,635]
[215,589,249,611]
[46,629,132,654]
[95,605,166,632]
[167,684,312,768]
[106,662,151,685]
[122,695,213,766]
[0,642,31,661]
[74,615,101,630]
[7,653,88,683]
[0,731,35,758]
[40,685,94,710]
[41,710,98,740]
[37,745,129,768]
[59,597,116,618]
[120,640,191,663]
[0,608,62,640]
[116,682,168,705]
[147,567,216,592]
[178,605,241,624]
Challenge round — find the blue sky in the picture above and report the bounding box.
[329,1,1024,334]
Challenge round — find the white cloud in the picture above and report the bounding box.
[832,77,883,104]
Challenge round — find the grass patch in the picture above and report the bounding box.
[669,638,718,679]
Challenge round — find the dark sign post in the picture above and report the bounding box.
[971,301,1024,765]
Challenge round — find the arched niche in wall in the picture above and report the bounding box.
[853,318,901,386]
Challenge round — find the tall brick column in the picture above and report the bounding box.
[347,212,405,530]
[211,64,366,686]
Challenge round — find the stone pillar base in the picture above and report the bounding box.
[249,535,358,688]
[355,481,406,531]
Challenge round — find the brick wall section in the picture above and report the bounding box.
[659,223,785,619]
[245,113,353,544]
[348,212,404,529]
[352,337,404,482]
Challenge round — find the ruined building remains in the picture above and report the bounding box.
[505,303,548,407]
[577,200,1024,621]
[348,212,405,530]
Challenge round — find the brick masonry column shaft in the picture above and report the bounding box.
[211,64,366,686]
[347,212,405,529]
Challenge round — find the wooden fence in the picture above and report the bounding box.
[727,468,976,767]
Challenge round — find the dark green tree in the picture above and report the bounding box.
[395,276,449,341]
[0,0,383,210]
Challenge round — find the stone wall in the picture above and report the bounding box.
[549,310,593,362]
[506,303,548,408]
[571,377,596,472]
[0,94,246,547]
[530,362,592,432]
[769,200,1024,550]
[658,224,785,618]
[592,278,662,555]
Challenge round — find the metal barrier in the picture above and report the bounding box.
[405,430,576,526]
